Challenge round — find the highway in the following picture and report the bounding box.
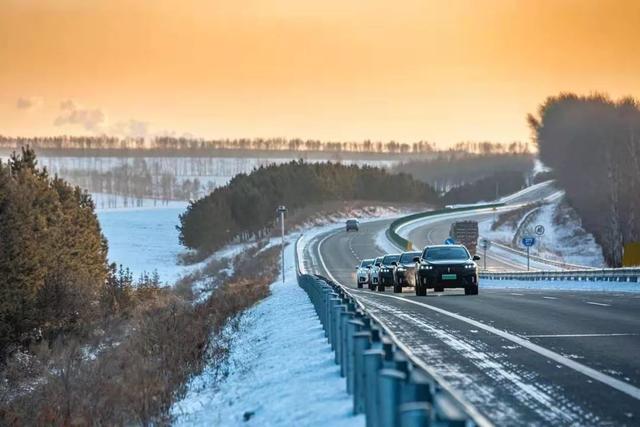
[300,187,640,426]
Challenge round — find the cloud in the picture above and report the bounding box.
[16,96,43,111]
[54,100,106,132]
[109,119,149,138]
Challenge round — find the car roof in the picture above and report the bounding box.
[423,244,466,249]
[382,253,400,258]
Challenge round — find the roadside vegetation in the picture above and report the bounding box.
[178,160,440,255]
[0,148,281,425]
[529,93,640,266]
[442,171,526,205]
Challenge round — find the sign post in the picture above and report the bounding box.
[522,236,536,271]
[277,205,287,283]
[479,238,491,271]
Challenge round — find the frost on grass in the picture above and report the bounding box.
[172,243,364,427]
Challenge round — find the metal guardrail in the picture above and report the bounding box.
[387,203,505,250]
[295,238,492,427]
[488,240,595,271]
[480,268,640,282]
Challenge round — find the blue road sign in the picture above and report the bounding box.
[445,238,455,245]
[522,236,536,247]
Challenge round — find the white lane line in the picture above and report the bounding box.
[586,301,611,307]
[316,226,640,401]
[542,296,558,300]
[359,292,640,401]
[524,333,637,338]
[510,293,524,296]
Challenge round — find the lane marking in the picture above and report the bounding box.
[510,293,524,296]
[524,333,637,338]
[543,296,558,300]
[315,224,640,401]
[586,301,611,307]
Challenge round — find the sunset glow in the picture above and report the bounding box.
[2,0,639,145]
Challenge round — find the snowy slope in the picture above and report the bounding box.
[171,241,364,427]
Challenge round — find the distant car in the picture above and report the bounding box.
[414,245,480,296]
[346,219,359,232]
[392,250,422,293]
[369,256,384,290]
[375,254,401,292]
[355,258,374,288]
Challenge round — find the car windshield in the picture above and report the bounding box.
[360,259,373,267]
[399,252,421,263]
[423,247,469,261]
[346,220,357,225]
[382,254,400,265]
[374,257,383,264]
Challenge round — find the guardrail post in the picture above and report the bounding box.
[403,368,435,405]
[353,330,371,414]
[340,310,354,375]
[332,304,346,362]
[327,296,340,342]
[364,349,385,427]
[378,369,407,427]
[346,319,365,395]
[399,402,432,427]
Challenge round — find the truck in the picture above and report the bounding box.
[449,221,479,255]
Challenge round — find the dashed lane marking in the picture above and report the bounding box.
[523,333,637,338]
[542,296,558,300]
[585,301,611,307]
[316,226,640,401]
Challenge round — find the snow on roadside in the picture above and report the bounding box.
[171,241,364,427]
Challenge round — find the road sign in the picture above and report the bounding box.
[522,236,536,247]
[534,225,545,236]
[479,238,491,249]
[445,238,455,245]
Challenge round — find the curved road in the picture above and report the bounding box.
[301,211,640,425]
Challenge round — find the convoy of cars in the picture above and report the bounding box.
[355,244,480,296]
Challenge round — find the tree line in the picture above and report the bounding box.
[0,148,164,359]
[0,135,435,155]
[392,152,534,192]
[178,161,440,254]
[529,93,640,266]
[442,171,526,205]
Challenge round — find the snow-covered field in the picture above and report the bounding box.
[97,203,190,283]
[172,240,364,427]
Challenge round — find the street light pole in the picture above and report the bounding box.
[277,205,287,284]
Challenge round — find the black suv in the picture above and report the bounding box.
[376,254,400,292]
[391,250,422,293]
[414,245,480,296]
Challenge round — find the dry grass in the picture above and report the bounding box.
[0,244,280,426]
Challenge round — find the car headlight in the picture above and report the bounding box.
[397,267,406,272]
[465,264,476,269]
[419,264,433,270]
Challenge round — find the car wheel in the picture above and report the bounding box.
[377,283,385,292]
[435,287,444,292]
[357,282,363,289]
[465,285,479,295]
[393,284,402,293]
[416,283,427,296]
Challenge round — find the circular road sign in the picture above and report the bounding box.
[522,236,536,247]
[445,238,455,245]
[534,225,545,236]
[480,238,491,249]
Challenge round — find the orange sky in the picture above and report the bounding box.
[2,0,639,146]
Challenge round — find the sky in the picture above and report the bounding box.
[2,0,639,147]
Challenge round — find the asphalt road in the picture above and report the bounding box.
[302,219,640,426]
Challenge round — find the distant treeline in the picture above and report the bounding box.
[530,93,640,266]
[0,135,435,155]
[178,161,440,253]
[0,135,531,158]
[392,152,534,192]
[442,171,526,205]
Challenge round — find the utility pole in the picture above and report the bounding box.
[277,205,287,283]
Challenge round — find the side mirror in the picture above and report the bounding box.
[375,263,381,267]
[473,255,481,261]
[413,256,420,262]
[356,266,360,270]
[391,261,397,266]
